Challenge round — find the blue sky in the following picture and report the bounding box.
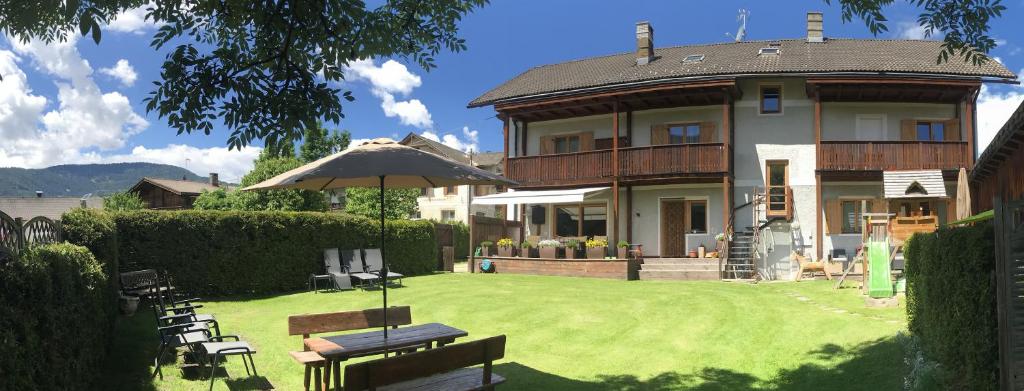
[1,0,1022,182]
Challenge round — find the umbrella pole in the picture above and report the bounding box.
[379,175,388,345]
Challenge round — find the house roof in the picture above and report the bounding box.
[130,177,219,195]
[0,197,104,220]
[399,133,471,164]
[469,38,1017,107]
[883,170,948,199]
[972,100,1024,183]
[472,152,504,169]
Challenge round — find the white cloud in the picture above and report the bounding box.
[421,126,479,153]
[977,82,1024,156]
[102,144,261,181]
[99,59,137,86]
[895,21,930,40]
[0,35,148,168]
[105,5,161,34]
[345,58,434,129]
[346,138,374,150]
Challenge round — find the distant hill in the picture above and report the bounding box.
[0,163,210,197]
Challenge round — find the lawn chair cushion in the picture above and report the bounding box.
[202,341,255,355]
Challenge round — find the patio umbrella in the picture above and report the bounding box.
[956,167,972,221]
[242,138,516,340]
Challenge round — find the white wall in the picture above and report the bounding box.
[625,184,725,257]
[417,186,499,224]
[821,102,957,140]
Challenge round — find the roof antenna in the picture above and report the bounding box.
[726,9,749,42]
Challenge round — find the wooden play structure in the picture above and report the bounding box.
[793,251,831,281]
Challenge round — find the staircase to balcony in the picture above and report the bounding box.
[723,230,756,279]
[638,258,719,280]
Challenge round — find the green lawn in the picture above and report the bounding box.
[101,274,907,390]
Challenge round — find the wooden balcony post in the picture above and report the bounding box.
[965,96,976,168]
[813,92,823,260]
[521,122,529,158]
[502,115,510,175]
[626,185,633,244]
[612,101,620,247]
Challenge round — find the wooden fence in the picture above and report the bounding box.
[433,223,454,272]
[468,215,523,273]
[995,197,1024,390]
[0,210,64,260]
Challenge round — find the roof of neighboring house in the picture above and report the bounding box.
[473,152,504,168]
[972,100,1024,182]
[469,38,1017,107]
[130,177,220,195]
[0,197,104,220]
[399,133,471,164]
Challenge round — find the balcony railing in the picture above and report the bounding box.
[506,143,725,187]
[818,141,969,171]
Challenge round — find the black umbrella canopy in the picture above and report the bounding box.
[242,138,516,344]
[242,138,515,191]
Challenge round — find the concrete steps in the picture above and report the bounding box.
[637,258,720,280]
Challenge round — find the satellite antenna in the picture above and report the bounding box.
[727,9,750,42]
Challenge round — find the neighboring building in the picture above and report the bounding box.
[469,12,1016,280]
[128,174,222,210]
[0,195,104,220]
[399,133,506,223]
[972,100,1024,210]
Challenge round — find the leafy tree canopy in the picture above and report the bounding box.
[300,123,351,162]
[192,188,235,211]
[102,191,145,211]
[0,0,487,149]
[828,0,1004,64]
[232,155,328,212]
[344,187,419,221]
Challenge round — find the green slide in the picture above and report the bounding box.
[867,240,894,298]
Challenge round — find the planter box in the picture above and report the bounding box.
[564,247,578,259]
[497,247,513,257]
[587,247,606,259]
[539,247,557,259]
[617,247,628,259]
[486,257,641,280]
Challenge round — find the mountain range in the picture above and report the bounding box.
[0,163,208,197]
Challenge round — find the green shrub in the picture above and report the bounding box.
[905,223,997,391]
[62,208,120,300]
[452,221,469,260]
[0,243,113,390]
[82,210,436,295]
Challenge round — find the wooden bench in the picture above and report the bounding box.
[287,306,412,391]
[343,335,507,391]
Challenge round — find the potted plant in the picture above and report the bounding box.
[616,240,630,259]
[520,241,535,258]
[496,238,514,257]
[538,239,560,259]
[480,241,494,257]
[119,295,140,316]
[715,233,727,251]
[585,238,608,259]
[564,239,580,259]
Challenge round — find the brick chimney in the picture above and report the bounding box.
[35,191,43,198]
[209,173,220,187]
[636,21,654,65]
[806,12,824,43]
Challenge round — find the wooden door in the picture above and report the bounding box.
[661,200,686,257]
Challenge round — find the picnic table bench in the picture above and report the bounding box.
[343,335,506,391]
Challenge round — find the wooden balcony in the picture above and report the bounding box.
[506,143,726,188]
[818,141,969,172]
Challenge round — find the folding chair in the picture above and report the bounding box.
[322,249,354,291]
[362,249,403,286]
[341,250,380,289]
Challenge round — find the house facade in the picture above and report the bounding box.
[399,133,506,223]
[129,174,222,210]
[469,13,1016,280]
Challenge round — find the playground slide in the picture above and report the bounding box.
[867,240,894,298]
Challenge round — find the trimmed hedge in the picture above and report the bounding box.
[0,243,114,390]
[62,208,120,307]
[452,222,470,260]
[905,223,997,391]
[68,210,437,295]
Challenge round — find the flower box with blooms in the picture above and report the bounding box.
[496,238,514,257]
[564,239,580,259]
[538,239,560,259]
[585,238,608,259]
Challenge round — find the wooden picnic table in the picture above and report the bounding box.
[304,322,468,390]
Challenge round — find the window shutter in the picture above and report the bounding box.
[699,122,716,143]
[825,199,842,235]
[944,119,961,141]
[578,132,595,151]
[651,124,669,145]
[540,136,554,155]
[900,120,917,141]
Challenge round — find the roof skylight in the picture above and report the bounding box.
[682,54,705,63]
[758,47,781,56]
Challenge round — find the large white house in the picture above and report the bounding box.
[468,12,1017,280]
[399,133,505,224]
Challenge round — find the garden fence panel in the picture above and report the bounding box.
[995,197,1024,391]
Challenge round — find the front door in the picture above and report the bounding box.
[661,200,686,257]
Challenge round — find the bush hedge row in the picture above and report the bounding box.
[452,221,470,260]
[65,210,437,295]
[905,223,997,391]
[0,243,115,390]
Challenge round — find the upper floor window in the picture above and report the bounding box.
[441,209,456,222]
[420,187,430,197]
[553,135,581,154]
[669,124,701,144]
[653,122,714,145]
[444,185,457,196]
[760,86,782,114]
[916,121,945,141]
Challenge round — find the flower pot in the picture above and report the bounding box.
[688,249,698,258]
[119,295,140,316]
[564,247,578,259]
[539,247,557,259]
[587,247,606,259]
[497,247,513,257]
[617,247,628,259]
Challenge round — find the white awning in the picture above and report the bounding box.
[471,187,609,205]
[883,170,947,199]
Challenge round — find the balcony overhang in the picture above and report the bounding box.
[472,187,610,205]
[806,77,980,103]
[496,80,741,122]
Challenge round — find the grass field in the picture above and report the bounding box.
[100,273,907,390]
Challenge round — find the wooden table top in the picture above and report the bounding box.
[304,323,468,360]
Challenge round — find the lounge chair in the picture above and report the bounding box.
[341,249,381,289]
[150,275,220,336]
[362,248,403,286]
[322,249,354,291]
